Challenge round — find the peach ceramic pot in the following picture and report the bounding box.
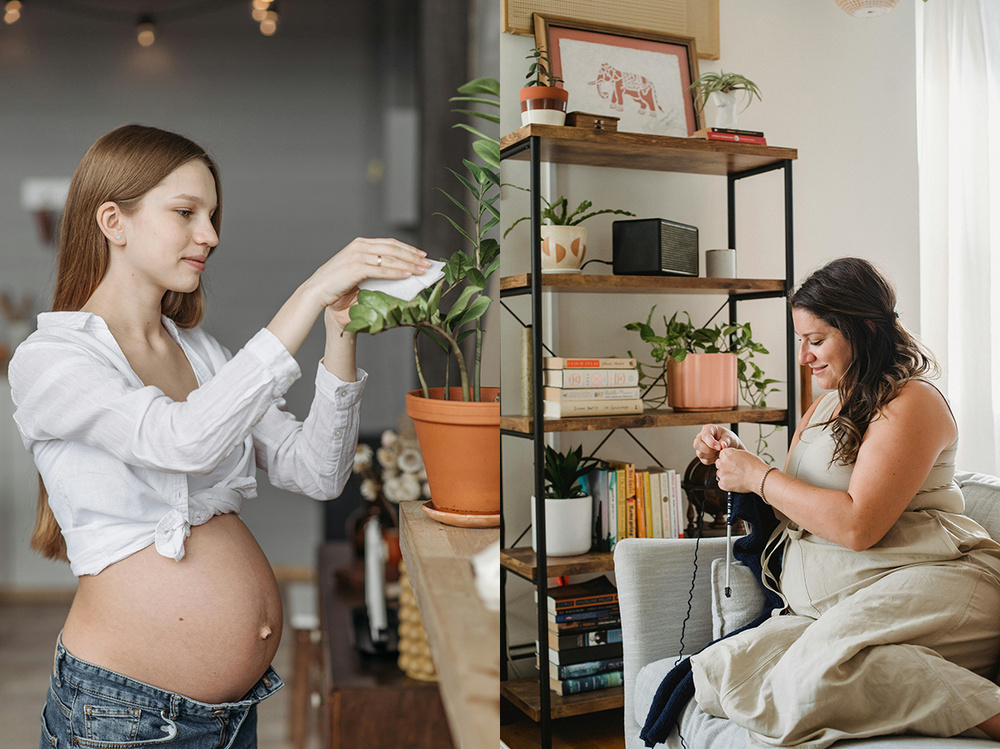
[405,387,501,517]
[666,353,738,412]
[540,225,587,273]
[520,86,569,126]
[530,495,593,557]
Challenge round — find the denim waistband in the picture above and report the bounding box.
[52,633,283,718]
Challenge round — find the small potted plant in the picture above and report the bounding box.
[504,192,635,273]
[625,307,779,414]
[531,444,600,557]
[345,77,500,526]
[520,47,569,127]
[688,71,762,130]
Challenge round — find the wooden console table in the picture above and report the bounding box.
[398,500,501,749]
[317,541,454,749]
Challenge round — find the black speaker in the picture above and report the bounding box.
[612,218,699,276]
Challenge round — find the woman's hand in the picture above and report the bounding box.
[309,237,429,318]
[715,447,768,495]
[693,424,744,465]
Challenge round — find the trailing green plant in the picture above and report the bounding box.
[503,189,635,238]
[544,444,600,498]
[344,76,500,403]
[523,47,563,88]
[688,71,762,113]
[625,307,782,460]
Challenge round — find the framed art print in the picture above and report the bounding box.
[534,15,703,137]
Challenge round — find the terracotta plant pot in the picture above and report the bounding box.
[540,225,587,273]
[405,387,500,520]
[666,353,738,412]
[520,86,569,126]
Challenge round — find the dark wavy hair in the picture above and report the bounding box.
[790,257,937,465]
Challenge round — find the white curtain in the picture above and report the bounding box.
[917,0,1000,475]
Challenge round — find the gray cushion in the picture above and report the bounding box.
[710,558,767,639]
[956,470,1000,540]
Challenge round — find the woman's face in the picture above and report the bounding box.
[793,307,853,391]
[115,160,218,296]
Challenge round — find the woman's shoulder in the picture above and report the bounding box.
[876,378,957,440]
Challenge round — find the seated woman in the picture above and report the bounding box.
[8,124,429,748]
[690,257,1000,746]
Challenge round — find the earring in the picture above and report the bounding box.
[115,233,123,241]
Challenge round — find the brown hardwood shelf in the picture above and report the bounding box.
[501,547,614,581]
[501,677,624,721]
[501,405,788,434]
[500,273,785,296]
[500,124,797,175]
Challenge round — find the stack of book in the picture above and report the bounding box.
[581,461,687,551]
[539,577,624,696]
[541,357,643,419]
[690,127,767,145]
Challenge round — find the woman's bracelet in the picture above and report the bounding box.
[759,466,776,505]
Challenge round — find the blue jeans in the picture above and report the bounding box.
[39,636,283,748]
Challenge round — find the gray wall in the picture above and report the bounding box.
[0,1,439,583]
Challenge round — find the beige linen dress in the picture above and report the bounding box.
[690,390,1000,747]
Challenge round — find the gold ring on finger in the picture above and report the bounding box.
[376,254,383,267]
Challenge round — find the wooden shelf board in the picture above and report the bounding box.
[500,125,797,176]
[500,274,785,295]
[502,677,625,721]
[501,547,614,580]
[501,406,788,434]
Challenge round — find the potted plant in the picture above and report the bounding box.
[504,192,635,273]
[520,47,569,127]
[344,77,501,526]
[688,71,762,130]
[531,444,600,557]
[625,307,779,414]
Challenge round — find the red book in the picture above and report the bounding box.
[704,131,767,145]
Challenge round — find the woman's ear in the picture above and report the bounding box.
[96,202,126,246]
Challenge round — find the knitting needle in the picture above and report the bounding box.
[725,491,733,598]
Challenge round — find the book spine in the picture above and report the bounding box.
[552,657,624,681]
[635,470,647,539]
[548,614,622,633]
[542,357,637,369]
[548,642,624,665]
[549,593,619,611]
[648,469,663,539]
[550,627,623,649]
[550,606,620,623]
[705,131,767,145]
[543,399,643,418]
[710,126,765,137]
[543,368,640,388]
[551,670,624,695]
[543,386,641,401]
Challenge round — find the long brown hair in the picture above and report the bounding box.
[33,124,223,561]
[790,257,936,466]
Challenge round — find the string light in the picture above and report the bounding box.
[4,0,22,25]
[136,14,155,46]
[259,1,278,36]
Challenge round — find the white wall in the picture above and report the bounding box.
[0,1,430,589]
[500,0,919,665]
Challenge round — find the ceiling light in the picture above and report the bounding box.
[835,0,899,17]
[136,15,155,46]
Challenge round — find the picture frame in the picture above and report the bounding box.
[534,14,703,138]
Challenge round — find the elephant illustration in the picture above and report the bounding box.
[589,63,663,115]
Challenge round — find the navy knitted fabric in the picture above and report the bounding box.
[639,491,782,747]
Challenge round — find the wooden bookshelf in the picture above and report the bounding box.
[501,405,788,435]
[501,547,614,581]
[501,677,624,721]
[500,124,797,176]
[500,273,786,296]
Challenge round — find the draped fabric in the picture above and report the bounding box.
[917,0,1000,475]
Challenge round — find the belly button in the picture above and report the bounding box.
[259,625,272,640]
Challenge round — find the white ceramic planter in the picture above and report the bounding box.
[540,225,587,274]
[710,90,740,130]
[530,494,593,557]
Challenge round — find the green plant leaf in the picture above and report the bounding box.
[456,77,499,96]
[450,109,501,125]
[473,139,500,170]
[435,212,476,245]
[453,122,495,143]
[453,296,491,328]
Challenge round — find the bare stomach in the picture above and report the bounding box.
[61,513,283,704]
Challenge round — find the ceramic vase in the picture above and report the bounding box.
[666,353,738,412]
[520,86,569,126]
[710,90,740,130]
[540,225,587,273]
[530,494,593,557]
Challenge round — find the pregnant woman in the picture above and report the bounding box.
[8,124,428,748]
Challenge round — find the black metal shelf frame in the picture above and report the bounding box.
[499,134,796,749]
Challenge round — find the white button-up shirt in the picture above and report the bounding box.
[8,312,366,576]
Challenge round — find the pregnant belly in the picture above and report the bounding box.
[61,513,283,704]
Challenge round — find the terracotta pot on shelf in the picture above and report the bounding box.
[405,387,500,526]
[520,86,569,126]
[666,353,738,412]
